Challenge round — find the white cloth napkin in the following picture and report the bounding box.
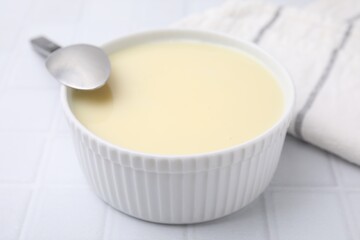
[176,0,360,165]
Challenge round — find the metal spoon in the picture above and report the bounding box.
[30,36,111,90]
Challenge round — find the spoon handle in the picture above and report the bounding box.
[30,36,61,58]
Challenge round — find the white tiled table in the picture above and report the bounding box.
[1,0,360,239]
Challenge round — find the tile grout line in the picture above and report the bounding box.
[263,191,278,240]
[329,156,359,240]
[101,207,112,240]
[2,0,63,238]
[17,98,61,240]
[0,0,38,93]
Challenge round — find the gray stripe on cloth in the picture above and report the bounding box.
[348,13,360,22]
[294,17,359,139]
[253,6,283,43]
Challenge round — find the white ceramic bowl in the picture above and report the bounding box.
[61,29,294,224]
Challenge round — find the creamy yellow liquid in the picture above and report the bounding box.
[70,41,283,155]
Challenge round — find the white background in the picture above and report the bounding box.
[1,0,360,239]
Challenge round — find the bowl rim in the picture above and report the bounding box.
[61,28,295,159]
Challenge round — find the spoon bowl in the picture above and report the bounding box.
[31,37,111,90]
[46,44,110,90]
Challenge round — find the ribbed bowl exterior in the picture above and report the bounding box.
[66,116,290,224]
